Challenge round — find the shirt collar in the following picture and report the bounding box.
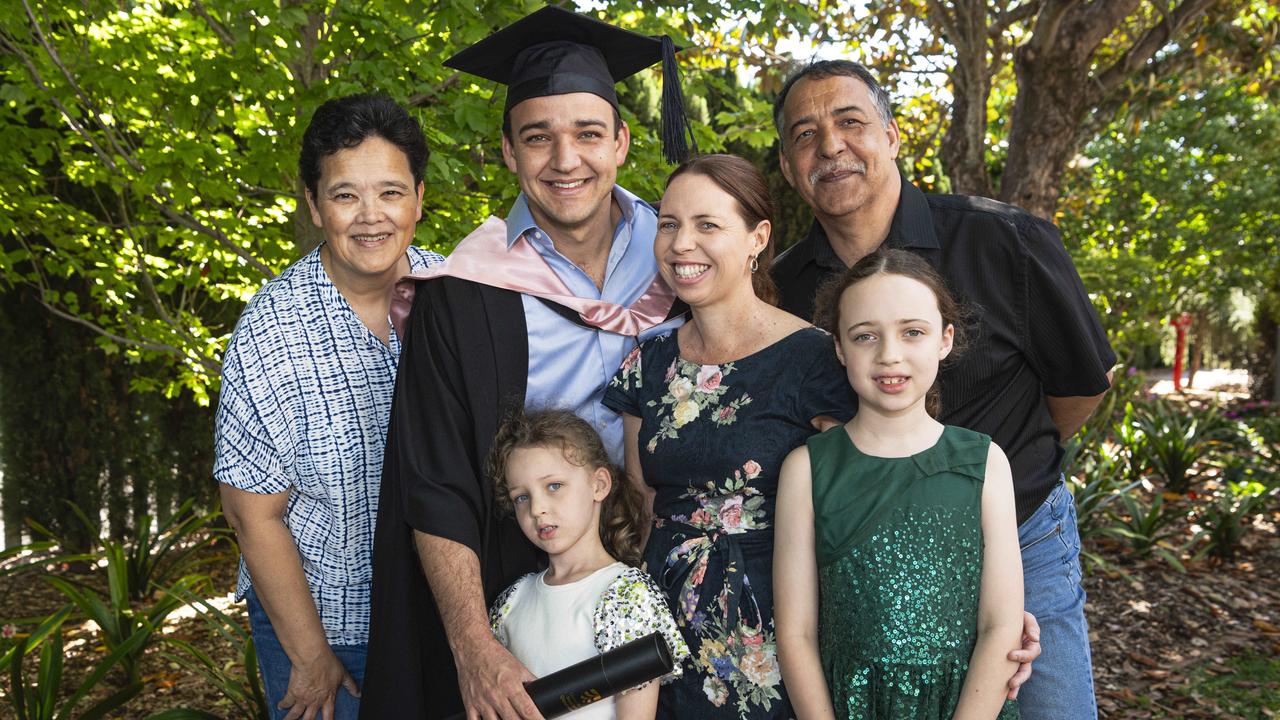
[801,172,940,266]
[504,186,649,249]
[883,173,939,251]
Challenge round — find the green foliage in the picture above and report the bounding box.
[157,585,268,720]
[1062,82,1280,367]
[1171,651,1280,717]
[1,0,814,398]
[0,287,216,549]
[0,606,145,720]
[1124,398,1239,493]
[97,499,229,603]
[1,0,1276,399]
[1066,442,1141,543]
[16,499,223,684]
[45,549,206,684]
[1189,480,1273,562]
[1102,492,1186,570]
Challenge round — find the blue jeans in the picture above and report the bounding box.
[1016,479,1097,719]
[246,586,366,720]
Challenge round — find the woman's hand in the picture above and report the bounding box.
[279,648,360,720]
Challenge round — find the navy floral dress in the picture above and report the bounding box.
[603,327,856,718]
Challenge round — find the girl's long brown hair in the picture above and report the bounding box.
[487,409,648,567]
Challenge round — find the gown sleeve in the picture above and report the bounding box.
[387,278,489,553]
[602,342,646,417]
[592,567,690,692]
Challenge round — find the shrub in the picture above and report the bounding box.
[1103,492,1187,571]
[1189,480,1273,562]
[1125,398,1239,494]
[0,606,144,720]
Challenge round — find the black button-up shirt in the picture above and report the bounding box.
[772,175,1116,523]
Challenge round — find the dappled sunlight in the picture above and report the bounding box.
[160,590,242,634]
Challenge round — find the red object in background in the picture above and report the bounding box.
[1170,312,1193,392]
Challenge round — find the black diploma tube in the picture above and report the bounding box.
[446,631,673,719]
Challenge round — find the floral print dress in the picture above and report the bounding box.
[603,327,856,719]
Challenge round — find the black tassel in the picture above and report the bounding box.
[659,35,698,165]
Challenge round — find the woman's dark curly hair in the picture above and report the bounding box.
[299,93,428,199]
[813,248,971,418]
[487,409,648,567]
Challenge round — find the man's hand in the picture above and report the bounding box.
[458,635,543,720]
[1005,610,1042,700]
[279,647,360,720]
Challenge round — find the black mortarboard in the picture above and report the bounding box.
[444,5,698,164]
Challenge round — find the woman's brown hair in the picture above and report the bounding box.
[487,409,648,567]
[665,153,779,305]
[813,248,970,417]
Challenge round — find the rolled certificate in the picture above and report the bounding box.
[526,631,673,714]
[445,631,673,719]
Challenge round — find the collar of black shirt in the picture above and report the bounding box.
[799,172,941,271]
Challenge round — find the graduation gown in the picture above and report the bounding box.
[360,276,542,718]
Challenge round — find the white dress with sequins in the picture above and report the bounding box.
[489,562,690,719]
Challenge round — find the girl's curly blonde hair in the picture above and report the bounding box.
[487,409,648,567]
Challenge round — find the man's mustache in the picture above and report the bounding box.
[808,161,866,186]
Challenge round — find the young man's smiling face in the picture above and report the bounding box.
[501,92,630,237]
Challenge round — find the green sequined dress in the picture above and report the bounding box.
[807,424,1018,719]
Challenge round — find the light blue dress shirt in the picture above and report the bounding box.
[506,186,683,463]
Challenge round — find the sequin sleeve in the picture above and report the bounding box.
[592,567,690,692]
[488,573,533,647]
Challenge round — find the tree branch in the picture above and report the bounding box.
[1070,0,1147,56]
[191,0,236,47]
[408,73,462,108]
[1026,0,1082,57]
[1093,0,1216,97]
[21,0,142,170]
[990,0,1043,36]
[1080,47,1200,143]
[32,293,189,357]
[0,31,122,174]
[146,198,275,279]
[924,0,959,43]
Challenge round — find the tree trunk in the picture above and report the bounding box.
[293,175,325,258]
[998,65,1091,218]
[1273,327,1280,402]
[995,0,1218,218]
[939,1,995,198]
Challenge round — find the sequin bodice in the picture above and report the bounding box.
[807,425,1018,719]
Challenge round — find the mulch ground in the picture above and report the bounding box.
[1088,515,1280,719]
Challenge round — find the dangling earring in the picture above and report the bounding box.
[749,255,759,273]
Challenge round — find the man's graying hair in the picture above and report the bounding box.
[772,60,894,142]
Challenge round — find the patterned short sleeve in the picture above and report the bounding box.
[488,573,532,648]
[602,343,646,417]
[592,567,690,691]
[213,323,292,495]
[791,330,858,424]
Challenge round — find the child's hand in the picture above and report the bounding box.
[1005,610,1042,699]
[809,414,842,432]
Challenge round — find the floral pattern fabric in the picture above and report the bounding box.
[603,328,856,719]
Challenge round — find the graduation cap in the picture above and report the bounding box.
[444,5,698,164]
